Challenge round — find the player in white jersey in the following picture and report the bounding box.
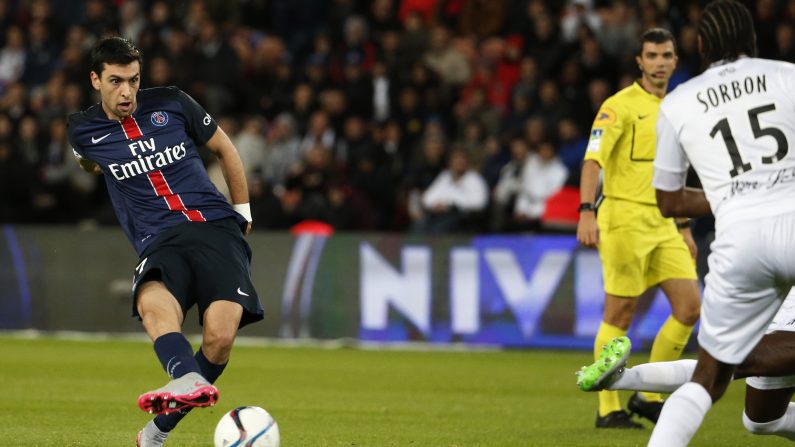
[647,1,795,445]
[579,290,795,441]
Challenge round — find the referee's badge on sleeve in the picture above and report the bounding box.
[587,128,603,152]
[593,107,616,126]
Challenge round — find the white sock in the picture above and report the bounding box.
[743,402,795,440]
[608,359,697,393]
[648,382,712,447]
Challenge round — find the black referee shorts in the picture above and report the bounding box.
[131,217,264,328]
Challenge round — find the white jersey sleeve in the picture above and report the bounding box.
[653,109,688,191]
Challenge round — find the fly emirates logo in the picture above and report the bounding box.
[108,137,187,181]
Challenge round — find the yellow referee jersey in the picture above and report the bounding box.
[584,82,662,205]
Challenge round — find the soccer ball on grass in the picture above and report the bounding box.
[213,406,280,447]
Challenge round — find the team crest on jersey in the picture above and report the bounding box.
[593,107,616,126]
[150,111,169,127]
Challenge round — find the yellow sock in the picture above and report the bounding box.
[640,316,694,402]
[595,321,627,416]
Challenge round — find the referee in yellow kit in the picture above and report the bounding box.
[576,28,701,429]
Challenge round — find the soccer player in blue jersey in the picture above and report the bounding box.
[67,37,263,446]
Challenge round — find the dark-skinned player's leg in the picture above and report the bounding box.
[648,347,735,446]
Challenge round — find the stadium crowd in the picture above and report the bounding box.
[1,0,794,232]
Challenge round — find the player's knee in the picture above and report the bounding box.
[743,412,781,436]
[670,296,700,326]
[675,305,700,326]
[204,329,235,351]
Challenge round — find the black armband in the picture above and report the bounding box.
[578,203,595,213]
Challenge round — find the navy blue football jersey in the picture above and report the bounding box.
[68,86,243,255]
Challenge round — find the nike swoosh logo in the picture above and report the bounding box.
[91,133,111,144]
[638,114,650,120]
[237,287,250,296]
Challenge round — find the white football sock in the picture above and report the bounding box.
[743,402,795,440]
[648,382,712,447]
[608,359,697,393]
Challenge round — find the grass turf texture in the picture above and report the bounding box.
[0,336,789,446]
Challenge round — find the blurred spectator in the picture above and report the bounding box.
[37,117,97,222]
[15,114,41,167]
[523,11,562,77]
[299,110,335,155]
[261,113,302,187]
[119,0,146,45]
[342,117,395,228]
[532,79,571,128]
[288,83,316,136]
[146,55,173,87]
[775,22,795,63]
[1,81,27,120]
[523,115,548,150]
[480,134,510,189]
[454,119,485,169]
[0,25,25,93]
[404,134,446,227]
[393,86,426,150]
[510,141,567,230]
[455,86,499,139]
[192,18,241,116]
[233,117,267,183]
[561,0,601,43]
[424,25,471,89]
[416,148,488,233]
[398,11,429,72]
[371,61,391,122]
[492,137,531,232]
[556,117,587,185]
[368,0,401,43]
[83,0,118,38]
[330,15,376,83]
[595,0,639,60]
[22,20,59,90]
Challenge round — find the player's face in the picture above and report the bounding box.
[90,61,141,120]
[636,41,677,88]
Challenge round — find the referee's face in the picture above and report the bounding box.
[636,41,677,89]
[90,61,141,121]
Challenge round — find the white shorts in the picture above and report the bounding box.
[698,213,795,365]
[746,294,795,390]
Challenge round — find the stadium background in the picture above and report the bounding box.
[1,0,793,342]
[0,0,790,231]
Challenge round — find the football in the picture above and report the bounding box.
[213,406,280,447]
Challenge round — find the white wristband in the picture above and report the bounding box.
[233,203,252,222]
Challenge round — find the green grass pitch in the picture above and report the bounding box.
[0,336,789,446]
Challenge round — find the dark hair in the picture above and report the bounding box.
[90,36,142,75]
[639,28,676,54]
[698,0,756,65]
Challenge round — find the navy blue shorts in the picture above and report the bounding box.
[131,217,263,328]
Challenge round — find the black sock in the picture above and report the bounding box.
[153,332,202,379]
[154,348,228,432]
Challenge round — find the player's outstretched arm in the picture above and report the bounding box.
[205,126,252,234]
[655,187,711,218]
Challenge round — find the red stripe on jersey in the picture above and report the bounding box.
[120,116,143,140]
[147,170,206,222]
